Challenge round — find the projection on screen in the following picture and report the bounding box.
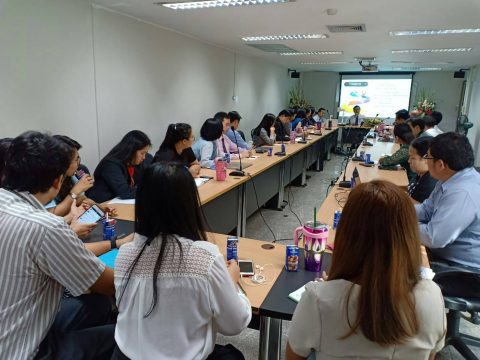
[338,76,412,119]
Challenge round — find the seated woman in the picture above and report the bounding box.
[291,108,306,131]
[87,130,151,203]
[152,123,201,177]
[192,118,223,168]
[408,137,437,204]
[252,113,276,147]
[379,123,415,181]
[113,163,251,359]
[287,180,446,360]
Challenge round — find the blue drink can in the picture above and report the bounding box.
[224,152,231,164]
[267,148,273,156]
[281,143,286,153]
[286,245,299,272]
[365,153,371,164]
[333,210,342,230]
[103,218,116,240]
[226,236,238,261]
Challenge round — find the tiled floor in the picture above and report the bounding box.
[217,153,480,360]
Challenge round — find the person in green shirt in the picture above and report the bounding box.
[379,123,415,182]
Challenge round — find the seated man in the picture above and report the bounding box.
[313,107,327,124]
[415,132,480,272]
[423,115,443,137]
[427,111,444,136]
[274,109,293,142]
[214,111,250,159]
[394,109,410,125]
[348,105,365,126]
[226,110,251,150]
[0,132,116,359]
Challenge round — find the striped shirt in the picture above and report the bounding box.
[0,189,105,359]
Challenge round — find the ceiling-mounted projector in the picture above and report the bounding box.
[359,60,378,72]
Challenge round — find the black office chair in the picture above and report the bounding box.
[433,270,480,359]
[237,130,246,142]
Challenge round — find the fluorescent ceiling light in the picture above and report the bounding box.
[392,48,472,54]
[242,34,327,41]
[392,67,442,71]
[159,0,291,10]
[280,51,343,56]
[301,61,350,65]
[390,29,480,36]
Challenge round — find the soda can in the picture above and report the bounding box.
[226,236,238,261]
[103,218,116,240]
[333,210,341,230]
[365,153,371,164]
[286,244,299,272]
[267,148,273,156]
[281,143,286,153]
[224,152,231,164]
[359,150,365,160]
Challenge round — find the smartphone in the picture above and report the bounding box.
[77,204,105,224]
[238,260,255,277]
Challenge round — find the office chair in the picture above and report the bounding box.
[433,269,480,360]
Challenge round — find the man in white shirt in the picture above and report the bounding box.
[424,115,443,137]
[313,107,327,124]
[0,132,116,359]
[348,105,365,126]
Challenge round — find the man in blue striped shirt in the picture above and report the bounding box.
[0,132,115,359]
[415,132,480,271]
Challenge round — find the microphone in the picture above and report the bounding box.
[229,127,245,177]
[339,155,352,188]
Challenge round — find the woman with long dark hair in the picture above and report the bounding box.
[87,130,151,203]
[0,138,12,187]
[252,113,276,147]
[287,181,445,359]
[113,163,251,359]
[152,123,200,177]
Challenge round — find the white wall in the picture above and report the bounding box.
[463,65,480,166]
[411,71,465,132]
[0,1,292,171]
[301,72,339,116]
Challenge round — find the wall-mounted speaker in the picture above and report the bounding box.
[290,71,300,78]
[454,71,465,78]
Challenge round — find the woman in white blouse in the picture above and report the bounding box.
[287,180,446,360]
[113,163,251,360]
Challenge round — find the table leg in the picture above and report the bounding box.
[236,184,246,237]
[276,163,286,209]
[259,316,283,360]
[301,152,307,186]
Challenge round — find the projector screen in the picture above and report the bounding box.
[338,74,413,119]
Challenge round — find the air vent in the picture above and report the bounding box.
[246,43,297,53]
[327,24,366,33]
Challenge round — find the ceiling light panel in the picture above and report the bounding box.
[159,0,291,10]
[392,48,472,54]
[280,51,343,56]
[390,29,480,36]
[392,67,442,71]
[242,34,327,41]
[301,61,350,65]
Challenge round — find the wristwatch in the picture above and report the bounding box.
[110,237,117,250]
[70,192,78,200]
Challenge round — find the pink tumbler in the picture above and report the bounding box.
[294,222,329,272]
[215,159,227,181]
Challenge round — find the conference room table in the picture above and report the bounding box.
[105,130,428,360]
[186,128,339,237]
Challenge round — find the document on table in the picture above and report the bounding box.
[108,198,135,205]
[288,285,307,303]
[195,177,210,187]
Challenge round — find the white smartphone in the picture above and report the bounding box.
[77,204,105,224]
[238,260,255,277]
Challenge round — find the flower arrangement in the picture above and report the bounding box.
[413,88,436,116]
[289,84,311,108]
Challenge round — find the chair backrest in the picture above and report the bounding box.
[434,270,480,298]
[237,130,246,142]
[250,128,255,140]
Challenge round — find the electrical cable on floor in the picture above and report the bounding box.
[247,174,277,242]
[286,158,303,226]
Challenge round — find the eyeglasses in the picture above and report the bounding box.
[423,154,435,160]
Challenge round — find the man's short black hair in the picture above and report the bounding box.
[296,108,306,118]
[429,132,474,171]
[410,117,426,131]
[422,115,437,128]
[200,118,223,141]
[319,107,326,112]
[353,105,360,111]
[395,109,410,120]
[228,111,241,122]
[214,111,229,123]
[393,123,414,144]
[3,132,71,193]
[278,109,293,118]
[431,111,443,125]
[410,136,432,157]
